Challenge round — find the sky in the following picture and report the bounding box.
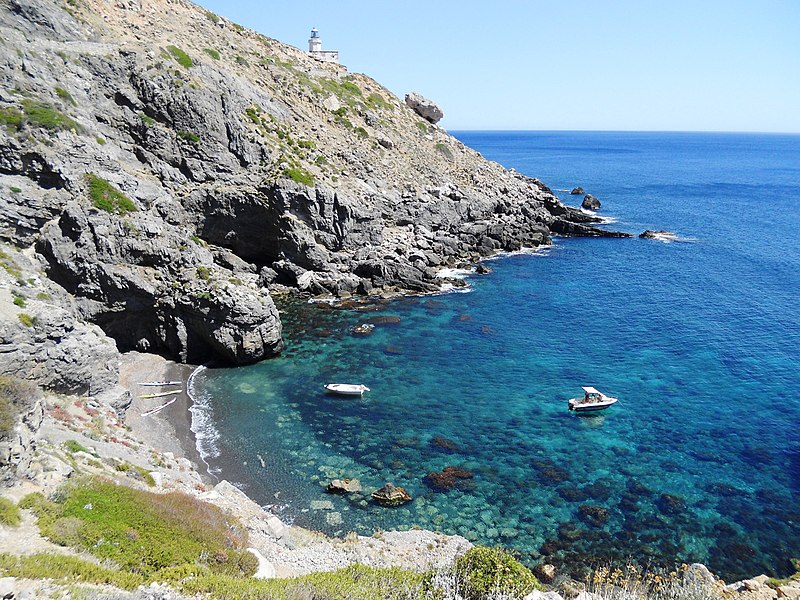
[195,0,800,132]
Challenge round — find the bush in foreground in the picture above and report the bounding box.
[454,546,542,600]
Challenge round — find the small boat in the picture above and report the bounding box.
[568,386,618,412]
[138,380,182,386]
[137,389,181,399]
[324,383,370,396]
[141,397,176,417]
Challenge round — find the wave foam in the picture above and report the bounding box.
[187,364,222,478]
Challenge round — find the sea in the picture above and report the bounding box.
[188,131,800,581]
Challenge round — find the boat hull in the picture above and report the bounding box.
[568,397,618,411]
[324,384,370,396]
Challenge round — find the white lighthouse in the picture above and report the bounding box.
[307,27,339,64]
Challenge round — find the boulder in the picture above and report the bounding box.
[475,263,492,274]
[532,563,558,584]
[570,187,585,195]
[371,482,412,507]
[326,478,362,493]
[405,92,444,124]
[581,194,601,210]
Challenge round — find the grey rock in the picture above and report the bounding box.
[405,92,444,124]
[581,194,601,210]
[570,187,585,195]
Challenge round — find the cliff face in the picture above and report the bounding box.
[0,0,616,389]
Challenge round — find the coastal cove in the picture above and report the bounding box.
[191,131,799,581]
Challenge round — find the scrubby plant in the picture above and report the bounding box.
[64,439,91,454]
[204,10,219,23]
[203,48,220,60]
[417,120,431,134]
[27,477,255,578]
[454,546,541,600]
[297,139,316,149]
[95,136,106,145]
[586,563,722,600]
[235,55,248,66]
[12,294,25,308]
[176,130,200,144]
[0,250,21,278]
[54,86,76,106]
[366,92,393,110]
[283,166,314,186]
[436,142,454,160]
[166,45,193,69]
[17,313,35,327]
[0,376,39,440]
[138,112,156,126]
[0,498,21,526]
[0,106,24,129]
[9,186,22,193]
[196,265,212,281]
[355,126,369,139]
[85,173,137,215]
[20,99,79,131]
[0,553,144,590]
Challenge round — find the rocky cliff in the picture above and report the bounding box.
[0,0,623,390]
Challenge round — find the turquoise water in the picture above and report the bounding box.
[190,132,800,581]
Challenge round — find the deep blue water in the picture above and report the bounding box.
[190,131,800,581]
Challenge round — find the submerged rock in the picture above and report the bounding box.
[371,482,412,507]
[326,478,362,494]
[351,323,375,336]
[430,436,462,453]
[423,466,475,492]
[578,504,609,527]
[639,230,678,241]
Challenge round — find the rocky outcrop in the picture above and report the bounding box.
[326,478,362,493]
[581,194,601,210]
[404,92,444,124]
[0,0,629,371]
[640,229,678,241]
[570,187,585,195]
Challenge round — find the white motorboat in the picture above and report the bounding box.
[568,386,618,412]
[324,383,371,396]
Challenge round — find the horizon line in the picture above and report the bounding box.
[446,128,800,135]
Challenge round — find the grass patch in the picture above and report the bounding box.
[0,106,23,129]
[64,439,91,454]
[0,553,144,590]
[36,291,51,301]
[416,120,431,134]
[203,48,220,60]
[0,250,21,279]
[283,167,314,186]
[8,186,21,194]
[17,313,35,327]
[297,139,316,149]
[27,477,255,578]
[436,142,454,160]
[366,92,392,110]
[182,563,427,600]
[20,100,79,132]
[95,136,106,145]
[166,45,193,69]
[204,11,219,23]
[0,498,20,527]
[196,265,211,281]
[12,294,25,308]
[0,376,39,440]
[54,86,76,106]
[85,173,137,215]
[355,126,369,139]
[138,112,155,126]
[176,130,200,144]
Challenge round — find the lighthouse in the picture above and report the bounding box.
[307,28,339,64]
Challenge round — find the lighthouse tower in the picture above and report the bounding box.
[307,27,339,64]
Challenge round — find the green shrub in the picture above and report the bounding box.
[166,45,193,69]
[85,173,137,215]
[9,186,21,193]
[417,120,431,134]
[64,439,91,454]
[355,127,369,139]
[0,106,23,129]
[203,48,220,60]
[454,546,541,600]
[30,478,252,577]
[176,130,200,144]
[297,139,316,149]
[17,313,35,327]
[314,155,329,167]
[235,55,248,66]
[95,136,106,145]
[36,291,51,301]
[0,498,21,527]
[283,167,314,186]
[0,250,21,279]
[340,81,361,96]
[366,92,392,110]
[204,11,219,23]
[12,294,25,308]
[0,376,39,441]
[196,265,211,281]
[54,87,76,106]
[0,553,144,590]
[20,100,79,131]
[436,142,454,160]
[139,112,155,126]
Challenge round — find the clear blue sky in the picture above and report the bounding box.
[196,0,800,132]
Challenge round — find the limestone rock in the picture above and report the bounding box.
[326,478,362,493]
[371,482,412,507]
[524,591,565,600]
[405,92,444,124]
[581,194,601,210]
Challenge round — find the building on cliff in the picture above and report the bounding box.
[308,28,339,64]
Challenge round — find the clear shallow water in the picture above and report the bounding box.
[191,132,800,580]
